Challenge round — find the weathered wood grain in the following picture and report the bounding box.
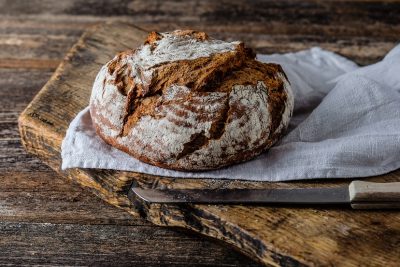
[0,69,55,172]
[0,170,259,266]
[0,33,78,60]
[0,59,60,69]
[2,0,400,67]
[2,0,400,32]
[0,221,260,267]
[0,171,139,225]
[18,21,400,266]
[1,15,397,65]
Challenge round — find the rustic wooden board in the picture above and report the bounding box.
[19,21,400,266]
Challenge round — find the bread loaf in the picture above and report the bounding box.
[90,30,294,171]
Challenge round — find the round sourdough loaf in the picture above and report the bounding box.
[90,30,294,171]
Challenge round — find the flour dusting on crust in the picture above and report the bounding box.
[90,30,294,171]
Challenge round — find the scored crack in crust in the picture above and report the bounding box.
[90,30,294,171]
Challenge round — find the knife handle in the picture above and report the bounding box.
[349,181,400,209]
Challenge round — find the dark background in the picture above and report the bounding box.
[1,0,399,266]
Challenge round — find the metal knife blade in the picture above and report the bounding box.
[130,181,400,209]
[131,186,350,205]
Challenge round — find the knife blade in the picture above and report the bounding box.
[129,181,400,209]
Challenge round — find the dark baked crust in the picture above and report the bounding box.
[90,30,293,171]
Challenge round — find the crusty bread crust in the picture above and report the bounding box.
[90,30,294,171]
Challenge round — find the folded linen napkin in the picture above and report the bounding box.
[61,45,400,181]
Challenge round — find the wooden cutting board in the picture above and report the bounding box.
[19,22,400,266]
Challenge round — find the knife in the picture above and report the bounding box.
[130,181,400,209]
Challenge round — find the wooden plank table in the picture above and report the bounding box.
[3,1,400,266]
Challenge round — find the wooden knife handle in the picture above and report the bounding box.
[349,181,400,209]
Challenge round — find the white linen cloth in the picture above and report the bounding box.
[61,45,400,181]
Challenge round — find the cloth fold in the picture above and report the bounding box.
[61,45,400,181]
